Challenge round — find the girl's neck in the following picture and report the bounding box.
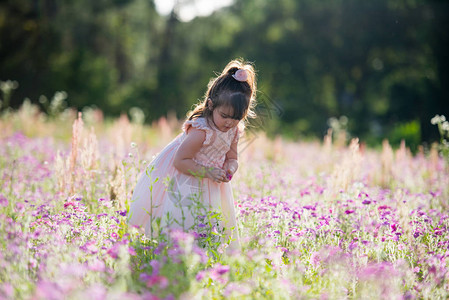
[205,116,219,131]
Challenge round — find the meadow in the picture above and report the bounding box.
[0,101,448,299]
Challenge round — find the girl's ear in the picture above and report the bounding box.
[207,98,214,111]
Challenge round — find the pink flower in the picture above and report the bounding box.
[88,259,105,272]
[107,244,120,259]
[146,275,169,289]
[128,246,136,256]
[310,252,321,267]
[232,69,248,82]
[223,282,252,297]
[0,195,8,207]
[195,270,207,281]
[390,223,398,232]
[15,202,25,213]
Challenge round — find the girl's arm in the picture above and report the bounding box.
[224,140,239,176]
[173,128,226,182]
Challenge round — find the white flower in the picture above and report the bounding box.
[442,121,449,132]
[431,115,441,125]
[130,142,137,148]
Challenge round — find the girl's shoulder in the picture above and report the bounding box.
[182,117,214,145]
[182,117,211,132]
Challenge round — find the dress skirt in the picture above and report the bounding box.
[128,133,240,249]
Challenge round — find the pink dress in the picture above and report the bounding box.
[128,117,241,249]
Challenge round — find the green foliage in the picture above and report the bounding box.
[0,0,448,143]
[388,120,421,151]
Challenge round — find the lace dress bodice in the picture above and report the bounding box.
[182,117,242,169]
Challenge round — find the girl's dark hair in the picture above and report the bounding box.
[188,59,257,121]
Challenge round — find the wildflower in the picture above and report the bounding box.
[13,202,26,214]
[128,247,136,256]
[88,259,105,272]
[195,271,207,281]
[442,121,449,131]
[116,210,127,217]
[130,142,137,148]
[146,275,169,289]
[107,244,120,259]
[81,241,99,254]
[431,114,446,124]
[139,273,151,282]
[391,223,398,232]
[310,251,321,267]
[362,199,371,205]
[217,243,228,254]
[150,260,161,275]
[345,209,354,214]
[209,264,230,284]
[303,205,315,210]
[0,195,8,207]
[349,241,358,251]
[223,282,252,297]
[292,211,301,220]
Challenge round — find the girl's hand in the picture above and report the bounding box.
[206,167,227,183]
[223,159,238,181]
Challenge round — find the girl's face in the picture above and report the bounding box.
[211,104,240,132]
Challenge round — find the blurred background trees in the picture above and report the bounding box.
[1,0,448,149]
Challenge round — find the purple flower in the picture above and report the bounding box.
[214,264,230,275]
[149,260,160,275]
[345,209,354,215]
[116,210,127,217]
[362,200,371,205]
[303,205,316,211]
[349,241,358,251]
[292,211,301,220]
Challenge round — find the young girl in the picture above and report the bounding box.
[128,59,257,250]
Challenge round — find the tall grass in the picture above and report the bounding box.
[0,102,448,299]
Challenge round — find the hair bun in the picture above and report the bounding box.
[232,69,248,82]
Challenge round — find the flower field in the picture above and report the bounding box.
[1,104,448,299]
